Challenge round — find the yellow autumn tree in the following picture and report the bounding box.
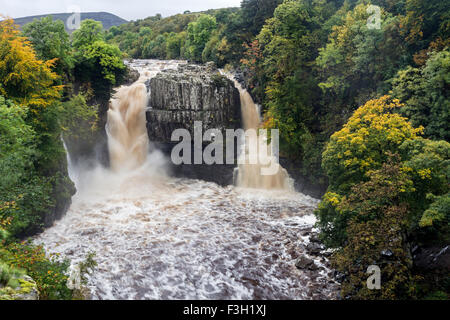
[0,18,62,113]
[316,95,423,247]
[322,95,423,193]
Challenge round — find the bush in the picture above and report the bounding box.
[316,94,449,299]
[317,96,422,247]
[0,241,72,300]
[392,49,450,141]
[333,155,416,299]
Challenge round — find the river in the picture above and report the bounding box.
[33,60,339,300]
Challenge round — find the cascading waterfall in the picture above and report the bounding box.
[33,60,338,300]
[226,76,293,190]
[107,83,149,172]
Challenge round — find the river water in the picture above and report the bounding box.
[33,60,339,300]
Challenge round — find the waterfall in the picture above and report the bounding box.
[106,60,179,172]
[35,61,336,301]
[226,75,293,190]
[107,83,149,172]
[62,138,78,186]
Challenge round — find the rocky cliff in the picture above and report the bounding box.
[146,63,241,143]
[143,63,241,185]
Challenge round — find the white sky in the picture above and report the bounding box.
[1,0,242,21]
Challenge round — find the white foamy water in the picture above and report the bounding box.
[222,72,293,190]
[34,60,338,300]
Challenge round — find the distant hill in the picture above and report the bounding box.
[13,12,128,31]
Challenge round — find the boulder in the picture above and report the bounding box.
[295,256,318,271]
[306,242,323,255]
[0,275,39,300]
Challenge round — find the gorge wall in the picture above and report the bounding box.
[145,63,241,186]
[143,63,325,197]
[146,63,241,143]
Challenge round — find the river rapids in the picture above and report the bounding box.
[33,60,339,300]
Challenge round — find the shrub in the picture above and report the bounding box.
[0,241,72,300]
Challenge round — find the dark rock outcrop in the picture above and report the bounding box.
[295,256,318,271]
[145,63,241,186]
[151,142,238,186]
[122,65,140,86]
[146,63,241,143]
[413,245,450,271]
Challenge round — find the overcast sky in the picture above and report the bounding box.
[1,0,242,21]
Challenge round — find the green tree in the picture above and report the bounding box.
[0,19,74,237]
[166,32,186,59]
[142,34,167,59]
[401,0,450,52]
[256,0,336,183]
[317,96,423,247]
[185,14,217,61]
[71,19,104,49]
[316,3,409,118]
[399,138,450,242]
[333,155,416,300]
[73,25,125,98]
[22,16,73,78]
[240,0,283,37]
[392,49,450,141]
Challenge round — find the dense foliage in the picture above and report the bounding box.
[0,16,119,299]
[0,0,448,300]
[317,96,449,299]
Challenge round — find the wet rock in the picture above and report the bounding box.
[381,249,394,258]
[299,227,312,236]
[122,66,140,86]
[295,256,318,271]
[306,242,323,255]
[309,233,321,244]
[0,275,39,300]
[333,270,347,283]
[309,262,319,271]
[322,250,333,257]
[146,63,241,143]
[414,245,450,271]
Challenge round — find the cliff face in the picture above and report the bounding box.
[146,63,241,143]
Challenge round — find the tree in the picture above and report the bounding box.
[84,41,125,86]
[391,49,450,141]
[71,19,104,50]
[401,0,450,52]
[0,19,62,113]
[399,138,450,242]
[0,96,35,198]
[72,20,125,98]
[322,96,422,193]
[0,96,51,237]
[316,93,449,299]
[0,19,74,237]
[202,34,220,63]
[317,96,422,247]
[185,14,217,61]
[166,32,186,59]
[22,16,73,78]
[333,155,416,300]
[241,0,283,36]
[316,3,409,115]
[256,0,334,181]
[142,34,167,59]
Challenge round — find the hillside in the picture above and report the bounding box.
[13,11,127,30]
